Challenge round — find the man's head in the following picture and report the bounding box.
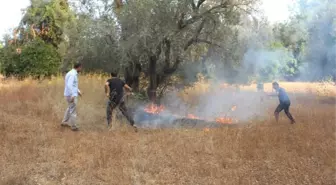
[110,72,118,77]
[272,82,279,90]
[74,62,82,72]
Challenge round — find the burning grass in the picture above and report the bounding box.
[144,103,165,114]
[140,103,237,127]
[0,75,335,184]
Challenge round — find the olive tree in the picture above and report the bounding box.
[117,0,258,101]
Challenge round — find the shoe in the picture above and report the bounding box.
[71,127,79,131]
[61,122,69,127]
[132,125,138,132]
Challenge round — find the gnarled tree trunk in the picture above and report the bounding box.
[147,56,158,102]
[125,63,141,92]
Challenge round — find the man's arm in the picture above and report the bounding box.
[105,82,110,97]
[266,90,278,97]
[78,89,82,97]
[123,84,133,92]
[66,75,77,102]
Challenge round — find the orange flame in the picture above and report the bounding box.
[187,114,200,120]
[143,103,238,125]
[144,103,165,114]
[215,117,233,124]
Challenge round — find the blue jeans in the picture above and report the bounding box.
[274,102,295,123]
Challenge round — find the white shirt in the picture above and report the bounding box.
[64,69,80,97]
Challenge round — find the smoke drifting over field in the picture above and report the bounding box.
[133,84,271,129]
[134,0,336,128]
[298,0,336,81]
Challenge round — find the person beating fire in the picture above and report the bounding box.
[104,72,137,131]
[268,82,296,124]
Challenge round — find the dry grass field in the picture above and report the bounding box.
[0,76,335,185]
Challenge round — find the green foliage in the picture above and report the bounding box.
[257,59,280,83]
[248,41,300,83]
[280,57,299,80]
[21,0,74,47]
[0,46,3,71]
[0,0,75,78]
[271,19,307,80]
[269,42,284,49]
[0,39,61,78]
[132,92,148,101]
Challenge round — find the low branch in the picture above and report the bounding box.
[184,38,221,50]
[184,18,206,50]
[195,39,219,46]
[178,13,186,29]
[180,2,253,30]
[155,40,163,58]
[191,0,196,10]
[235,5,257,14]
[180,2,229,29]
[163,56,181,75]
[195,18,206,37]
[105,34,114,44]
[184,39,195,51]
[196,0,206,8]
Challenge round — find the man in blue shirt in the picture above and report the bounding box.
[62,63,83,131]
[272,82,296,124]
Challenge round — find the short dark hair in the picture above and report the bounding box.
[74,62,82,69]
[272,82,279,86]
[110,72,118,77]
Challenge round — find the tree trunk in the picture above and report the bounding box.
[147,56,157,103]
[125,74,140,92]
[124,63,141,92]
[132,77,140,92]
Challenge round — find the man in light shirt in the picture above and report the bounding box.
[62,63,83,131]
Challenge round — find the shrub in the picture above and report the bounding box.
[0,39,61,79]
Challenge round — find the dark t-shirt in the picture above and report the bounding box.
[107,78,126,103]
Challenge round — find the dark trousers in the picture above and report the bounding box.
[274,102,296,123]
[106,100,135,126]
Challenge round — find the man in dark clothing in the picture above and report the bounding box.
[271,82,296,124]
[105,72,137,130]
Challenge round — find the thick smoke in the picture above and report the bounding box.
[140,17,285,127]
[239,0,336,82]
[132,19,280,128]
[242,49,295,82]
[296,0,336,80]
[132,83,271,128]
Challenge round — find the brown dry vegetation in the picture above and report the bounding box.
[0,76,335,185]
